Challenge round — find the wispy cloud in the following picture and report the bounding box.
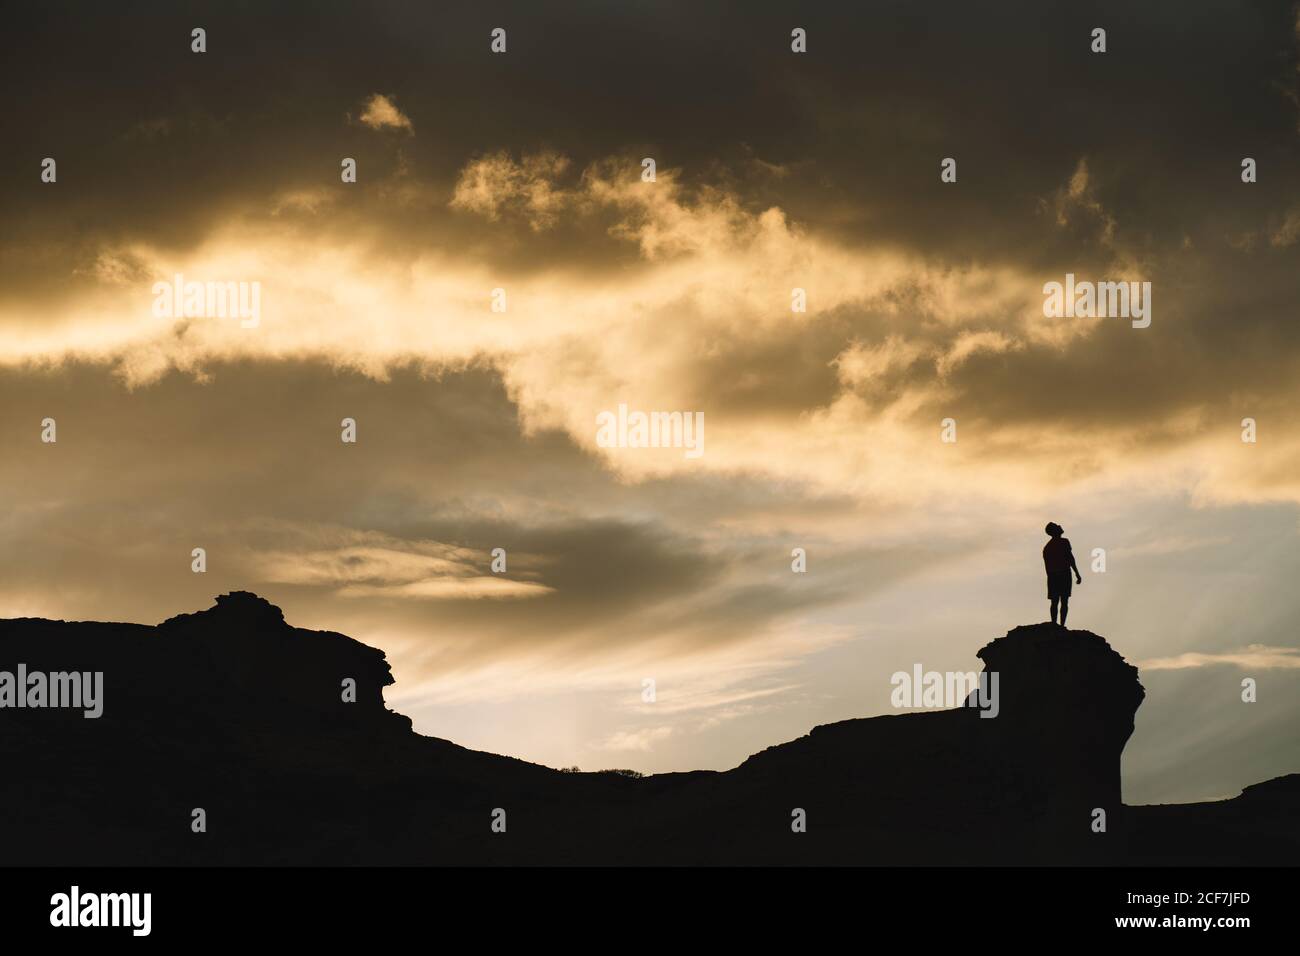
[1137,645,1300,671]
[1115,534,1233,557]
[356,93,413,132]
[250,533,552,601]
[450,150,571,229]
[599,726,674,752]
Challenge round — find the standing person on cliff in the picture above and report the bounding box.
[1043,522,1082,628]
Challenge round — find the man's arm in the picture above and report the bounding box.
[1068,542,1082,582]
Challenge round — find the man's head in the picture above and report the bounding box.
[1045,522,1064,537]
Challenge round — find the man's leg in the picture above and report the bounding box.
[1050,596,1059,625]
[1059,596,1069,628]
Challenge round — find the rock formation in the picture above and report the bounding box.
[0,594,1293,865]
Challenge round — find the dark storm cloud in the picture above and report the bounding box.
[5,0,1294,458]
[3,0,1294,286]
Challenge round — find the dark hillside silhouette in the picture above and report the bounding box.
[0,592,1294,865]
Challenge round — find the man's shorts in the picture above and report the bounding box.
[1047,569,1073,600]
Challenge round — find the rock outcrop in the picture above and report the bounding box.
[0,595,1292,865]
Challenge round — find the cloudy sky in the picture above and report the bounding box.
[2,0,1297,804]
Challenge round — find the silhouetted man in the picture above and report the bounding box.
[1043,522,1082,628]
